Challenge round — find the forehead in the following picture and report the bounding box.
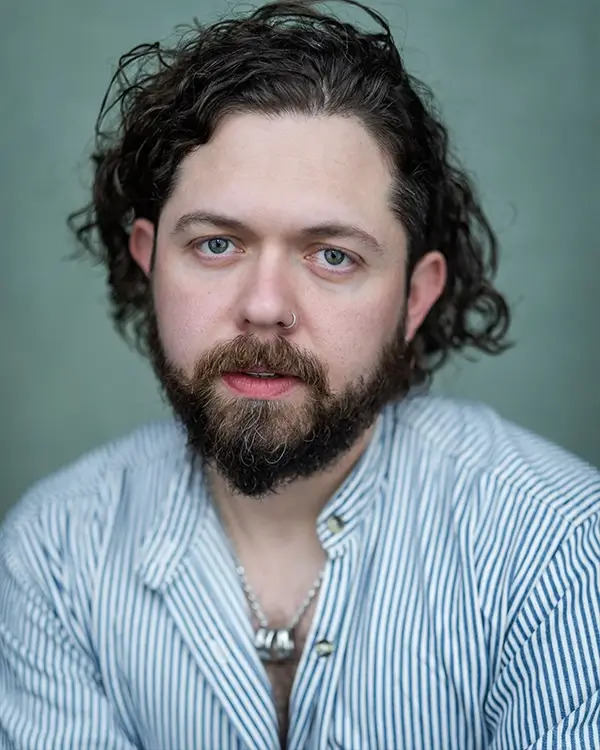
[162,113,401,240]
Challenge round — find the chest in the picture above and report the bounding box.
[106,592,487,750]
[254,613,314,745]
[100,515,487,749]
[265,659,298,746]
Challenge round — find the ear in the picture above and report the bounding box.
[129,218,156,277]
[405,251,447,342]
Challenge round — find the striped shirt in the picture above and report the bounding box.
[1,391,599,750]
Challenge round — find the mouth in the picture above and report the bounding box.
[227,364,297,378]
[221,370,301,398]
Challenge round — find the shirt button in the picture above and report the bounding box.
[315,640,335,657]
[327,515,345,534]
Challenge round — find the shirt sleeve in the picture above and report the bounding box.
[487,512,600,749]
[0,518,139,750]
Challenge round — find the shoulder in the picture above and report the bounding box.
[387,390,599,526]
[0,421,188,593]
[385,391,600,622]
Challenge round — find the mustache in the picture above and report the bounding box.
[190,334,329,391]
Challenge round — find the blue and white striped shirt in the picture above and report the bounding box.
[1,391,599,749]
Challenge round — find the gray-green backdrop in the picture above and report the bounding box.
[2,0,599,519]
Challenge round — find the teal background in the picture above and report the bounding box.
[1,0,598,519]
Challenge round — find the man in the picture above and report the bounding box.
[1,0,598,747]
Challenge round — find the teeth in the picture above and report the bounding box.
[245,372,279,378]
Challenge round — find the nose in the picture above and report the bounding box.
[236,253,296,333]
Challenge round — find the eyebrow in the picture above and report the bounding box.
[171,210,386,254]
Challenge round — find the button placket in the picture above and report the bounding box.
[287,537,362,750]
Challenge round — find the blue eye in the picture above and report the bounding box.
[322,248,347,266]
[198,237,234,255]
[314,247,355,270]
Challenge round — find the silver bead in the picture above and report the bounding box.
[255,627,296,662]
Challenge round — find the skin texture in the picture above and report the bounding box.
[132,114,442,383]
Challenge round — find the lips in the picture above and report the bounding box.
[221,371,300,398]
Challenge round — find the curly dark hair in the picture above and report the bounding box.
[69,0,511,386]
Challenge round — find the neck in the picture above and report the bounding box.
[207,424,375,551]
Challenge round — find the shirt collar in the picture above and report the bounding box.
[137,397,399,590]
[136,452,209,592]
[316,404,393,557]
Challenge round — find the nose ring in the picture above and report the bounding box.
[281,312,297,330]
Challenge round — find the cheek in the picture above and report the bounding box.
[322,296,402,388]
[151,269,225,372]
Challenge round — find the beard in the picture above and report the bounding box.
[147,311,413,498]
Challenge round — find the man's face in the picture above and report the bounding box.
[132,113,440,496]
